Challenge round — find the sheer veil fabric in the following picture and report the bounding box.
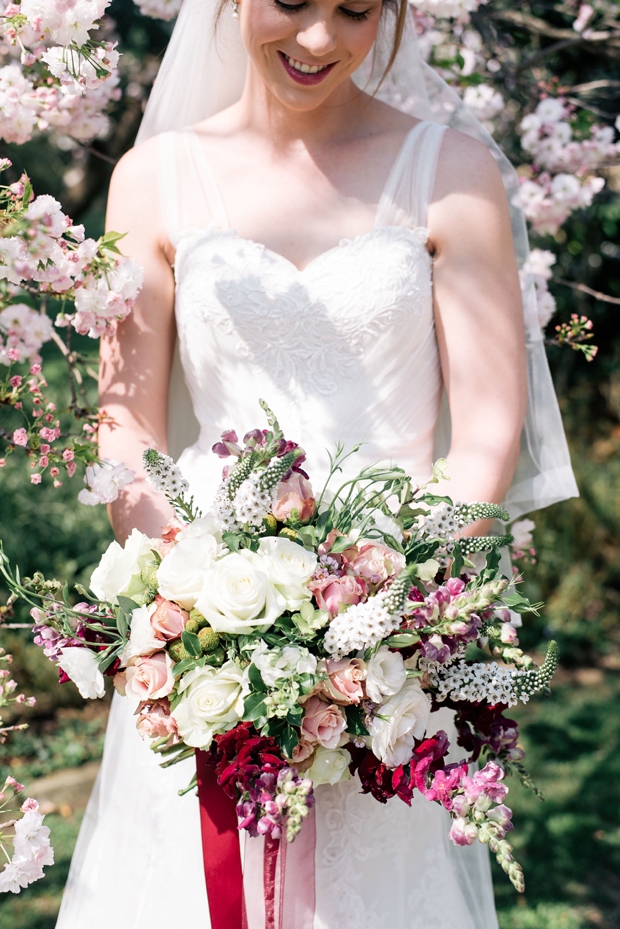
[137,0,578,518]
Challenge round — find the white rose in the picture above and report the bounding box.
[157,534,221,609]
[57,647,105,699]
[120,602,159,666]
[90,528,154,603]
[306,746,351,787]
[252,641,317,687]
[171,661,249,749]
[194,551,285,635]
[365,647,407,704]
[258,537,317,610]
[177,513,223,544]
[369,680,431,768]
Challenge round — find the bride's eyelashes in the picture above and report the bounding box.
[273,0,372,20]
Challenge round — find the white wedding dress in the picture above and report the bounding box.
[56,120,499,929]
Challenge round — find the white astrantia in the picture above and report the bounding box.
[323,591,402,659]
[171,661,249,749]
[258,536,317,611]
[364,646,407,704]
[369,680,431,768]
[78,458,135,506]
[90,527,154,603]
[57,646,105,699]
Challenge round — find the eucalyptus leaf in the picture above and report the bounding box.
[117,595,141,614]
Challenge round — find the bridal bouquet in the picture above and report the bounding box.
[1,402,559,892]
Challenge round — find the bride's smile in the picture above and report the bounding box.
[243,0,384,109]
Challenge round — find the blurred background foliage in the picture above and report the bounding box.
[0,0,618,927]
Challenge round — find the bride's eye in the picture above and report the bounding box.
[273,0,306,11]
[339,6,371,19]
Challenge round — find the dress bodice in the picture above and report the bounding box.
[159,121,447,510]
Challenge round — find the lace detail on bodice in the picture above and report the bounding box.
[175,224,432,398]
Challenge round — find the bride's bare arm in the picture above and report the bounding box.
[99,139,176,542]
[429,132,527,528]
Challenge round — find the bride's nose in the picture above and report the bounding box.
[295,19,338,58]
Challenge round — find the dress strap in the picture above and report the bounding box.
[375,120,448,230]
[158,128,230,247]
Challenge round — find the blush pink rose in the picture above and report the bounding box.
[272,473,316,524]
[125,652,174,701]
[349,542,406,584]
[301,696,347,749]
[323,658,366,704]
[136,699,179,744]
[309,574,367,617]
[151,598,188,641]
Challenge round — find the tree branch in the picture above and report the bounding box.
[553,278,620,305]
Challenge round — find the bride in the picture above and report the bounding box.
[56,0,577,927]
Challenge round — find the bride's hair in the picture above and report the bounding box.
[216,0,409,79]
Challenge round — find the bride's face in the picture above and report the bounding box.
[240,0,384,109]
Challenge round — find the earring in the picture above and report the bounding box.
[231,0,239,18]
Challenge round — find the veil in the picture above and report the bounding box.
[135,0,578,520]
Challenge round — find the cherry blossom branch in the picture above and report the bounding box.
[553,278,620,306]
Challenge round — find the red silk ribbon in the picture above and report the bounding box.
[196,750,316,929]
[196,749,247,929]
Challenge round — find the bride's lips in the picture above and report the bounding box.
[277,51,337,85]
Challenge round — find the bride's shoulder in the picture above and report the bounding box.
[109,134,161,202]
[435,126,505,198]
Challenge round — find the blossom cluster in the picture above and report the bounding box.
[4,404,557,890]
[0,166,143,337]
[0,0,120,144]
[0,789,54,893]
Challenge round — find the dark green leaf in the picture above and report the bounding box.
[248,662,267,692]
[243,693,268,727]
[172,657,202,678]
[451,543,464,579]
[182,630,202,658]
[345,705,369,736]
[279,724,299,758]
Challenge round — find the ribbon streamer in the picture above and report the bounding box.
[196,749,247,929]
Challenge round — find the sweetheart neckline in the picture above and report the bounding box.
[175,223,431,276]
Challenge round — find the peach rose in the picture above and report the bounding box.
[349,542,406,584]
[301,696,347,749]
[309,574,366,617]
[151,597,188,641]
[272,473,316,524]
[125,651,174,701]
[288,737,315,772]
[323,658,366,705]
[136,699,179,743]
